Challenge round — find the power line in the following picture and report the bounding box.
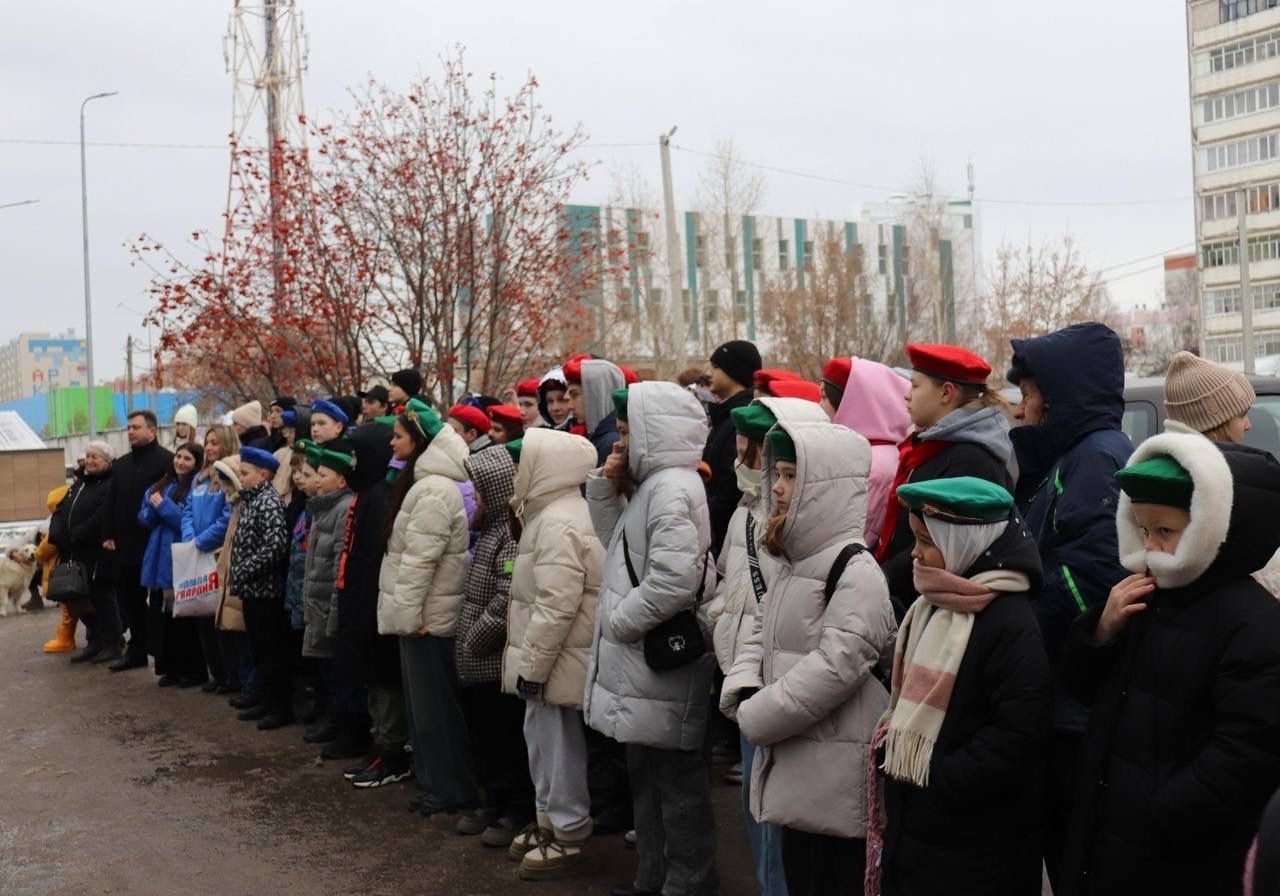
[0,137,227,150]
[1095,242,1196,274]
[1100,262,1167,286]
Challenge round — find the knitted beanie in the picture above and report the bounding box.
[232,400,263,430]
[710,340,763,390]
[1163,351,1255,434]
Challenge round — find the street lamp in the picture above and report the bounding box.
[80,90,117,438]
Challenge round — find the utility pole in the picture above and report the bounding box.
[125,336,134,409]
[660,127,687,375]
[1238,187,1256,375]
[80,90,117,437]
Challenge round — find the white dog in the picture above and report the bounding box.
[0,544,38,617]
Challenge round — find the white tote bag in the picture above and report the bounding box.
[170,541,220,618]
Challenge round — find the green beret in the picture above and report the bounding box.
[611,387,629,422]
[896,476,1014,524]
[731,402,778,443]
[293,438,323,469]
[766,426,796,464]
[1115,454,1193,509]
[404,397,442,441]
[505,438,523,465]
[314,447,355,477]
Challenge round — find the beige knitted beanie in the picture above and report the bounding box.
[1163,351,1255,433]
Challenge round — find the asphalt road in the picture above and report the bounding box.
[0,608,755,896]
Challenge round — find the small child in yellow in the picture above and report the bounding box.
[38,485,76,653]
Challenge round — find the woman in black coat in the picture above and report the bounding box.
[874,476,1052,896]
[1060,436,1280,896]
[49,442,121,664]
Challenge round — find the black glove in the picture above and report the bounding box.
[516,676,543,699]
[736,687,758,706]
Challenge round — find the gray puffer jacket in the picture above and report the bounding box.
[585,381,716,752]
[723,421,897,838]
[301,486,353,658]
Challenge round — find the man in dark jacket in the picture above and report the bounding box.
[1060,439,1280,896]
[703,339,761,558]
[1006,321,1133,886]
[102,411,173,671]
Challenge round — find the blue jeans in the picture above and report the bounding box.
[742,731,788,896]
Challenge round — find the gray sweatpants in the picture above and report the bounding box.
[367,682,407,754]
[523,702,591,839]
[628,743,719,896]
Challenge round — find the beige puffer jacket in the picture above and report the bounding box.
[377,424,471,637]
[709,396,831,674]
[723,420,897,838]
[501,428,604,709]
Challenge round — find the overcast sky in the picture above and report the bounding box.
[2,0,1192,381]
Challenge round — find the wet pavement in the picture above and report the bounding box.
[0,609,755,895]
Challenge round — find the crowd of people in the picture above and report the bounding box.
[24,326,1280,896]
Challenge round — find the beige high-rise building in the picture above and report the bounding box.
[1188,1,1280,369]
[0,331,88,403]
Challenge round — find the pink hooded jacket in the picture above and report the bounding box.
[833,358,912,549]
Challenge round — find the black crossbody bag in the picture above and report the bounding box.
[621,529,710,671]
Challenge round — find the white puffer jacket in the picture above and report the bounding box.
[585,381,717,752]
[709,396,830,674]
[502,428,604,709]
[377,424,471,637]
[723,421,897,838]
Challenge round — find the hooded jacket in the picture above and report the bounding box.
[537,366,571,430]
[502,429,604,707]
[880,404,1014,606]
[833,358,912,550]
[49,467,114,580]
[1008,322,1133,730]
[585,381,717,751]
[881,517,1053,895]
[137,480,187,590]
[581,359,626,466]
[709,396,830,674]
[457,446,520,684]
[182,471,232,554]
[103,438,173,564]
[301,485,353,658]
[335,422,398,687]
[377,423,471,637]
[1060,436,1280,896]
[722,422,896,838]
[703,387,755,558]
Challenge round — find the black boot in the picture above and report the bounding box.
[303,716,338,744]
[70,641,104,664]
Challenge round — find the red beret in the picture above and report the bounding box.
[488,404,523,426]
[821,357,852,392]
[516,378,540,398]
[752,368,802,391]
[563,358,584,384]
[619,365,640,385]
[448,404,491,433]
[906,343,991,386]
[769,379,822,403]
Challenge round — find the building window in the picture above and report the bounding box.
[1203,190,1239,222]
[635,231,650,252]
[877,243,887,275]
[724,235,735,270]
[1220,0,1279,24]
[802,240,814,271]
[1204,132,1280,173]
[1203,239,1241,268]
[1205,286,1243,316]
[751,238,763,271]
[1203,81,1280,124]
[1250,231,1280,262]
[704,288,720,322]
[778,239,789,271]
[1206,28,1280,73]
[682,289,692,325]
[1254,280,1280,310]
[694,234,706,269]
[734,289,748,322]
[1206,336,1244,363]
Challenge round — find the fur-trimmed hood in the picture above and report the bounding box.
[1117,433,1280,592]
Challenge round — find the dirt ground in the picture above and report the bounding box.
[0,609,756,896]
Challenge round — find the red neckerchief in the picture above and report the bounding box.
[873,433,949,562]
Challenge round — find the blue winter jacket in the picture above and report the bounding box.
[138,481,186,590]
[1008,322,1134,730]
[182,474,231,554]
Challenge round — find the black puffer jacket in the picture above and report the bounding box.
[702,387,753,558]
[881,516,1053,896]
[335,422,399,687]
[49,468,114,581]
[1060,442,1280,896]
[103,439,173,563]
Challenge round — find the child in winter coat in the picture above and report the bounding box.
[229,446,293,731]
[378,398,479,814]
[501,427,604,879]
[1060,434,1280,896]
[185,424,238,692]
[302,442,359,751]
[284,447,316,639]
[454,444,535,847]
[722,422,896,896]
[709,396,826,896]
[139,441,205,687]
[868,477,1051,896]
[39,485,76,653]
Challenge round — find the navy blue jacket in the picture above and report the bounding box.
[1008,323,1133,730]
[589,411,620,468]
